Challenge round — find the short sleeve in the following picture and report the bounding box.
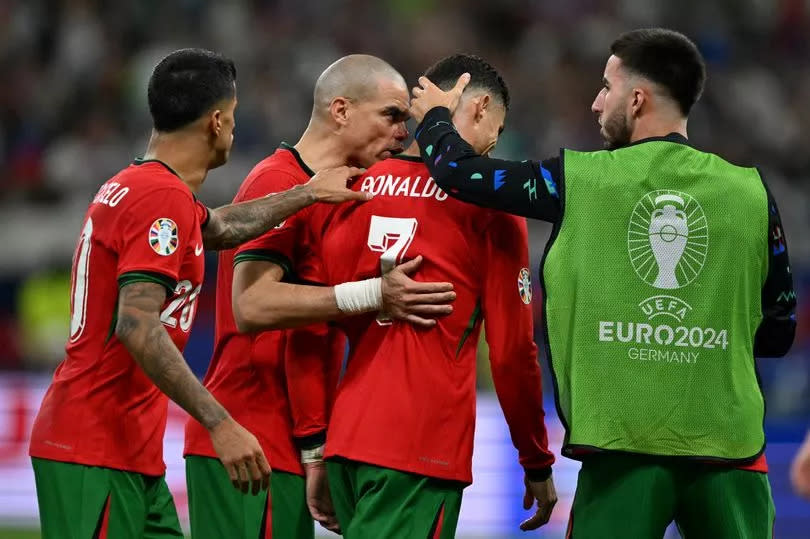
[196,199,210,228]
[233,169,310,280]
[116,187,197,292]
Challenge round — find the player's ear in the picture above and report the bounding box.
[475,94,491,123]
[330,97,351,127]
[209,109,223,137]
[630,87,646,118]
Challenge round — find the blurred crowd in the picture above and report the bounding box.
[0,0,808,418]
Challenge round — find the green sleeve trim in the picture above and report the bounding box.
[118,271,177,295]
[456,300,482,357]
[105,296,119,344]
[233,250,295,281]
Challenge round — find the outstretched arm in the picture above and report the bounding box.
[202,166,369,250]
[232,256,455,330]
[116,281,270,494]
[410,75,562,221]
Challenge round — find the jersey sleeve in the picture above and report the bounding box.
[116,187,197,292]
[754,179,796,357]
[233,170,308,281]
[480,212,555,476]
[196,198,210,229]
[284,323,345,449]
[415,106,562,222]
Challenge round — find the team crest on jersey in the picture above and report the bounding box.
[149,218,179,256]
[518,267,532,304]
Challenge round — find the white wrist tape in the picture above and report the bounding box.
[334,277,382,314]
[301,444,325,464]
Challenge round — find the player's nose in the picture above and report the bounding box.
[395,122,409,141]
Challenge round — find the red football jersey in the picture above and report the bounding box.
[307,155,555,483]
[30,160,207,476]
[183,144,343,475]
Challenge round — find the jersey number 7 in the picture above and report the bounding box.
[367,215,418,324]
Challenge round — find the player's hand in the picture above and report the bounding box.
[209,416,271,495]
[381,255,455,327]
[410,73,471,123]
[304,461,342,534]
[791,430,810,499]
[519,474,557,531]
[305,166,370,203]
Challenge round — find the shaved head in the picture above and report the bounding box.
[303,54,409,168]
[312,54,406,118]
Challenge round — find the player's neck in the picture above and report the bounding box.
[293,125,355,172]
[143,130,210,194]
[400,142,421,158]
[629,114,688,143]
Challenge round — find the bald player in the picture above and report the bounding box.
[183,55,456,539]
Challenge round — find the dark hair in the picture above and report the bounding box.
[424,54,510,111]
[147,48,237,132]
[610,28,706,116]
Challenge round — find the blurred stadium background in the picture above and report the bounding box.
[0,0,808,537]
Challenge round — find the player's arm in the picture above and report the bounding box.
[232,256,454,330]
[480,213,556,531]
[413,106,561,221]
[409,76,561,221]
[754,181,796,357]
[201,166,368,250]
[115,281,270,494]
[284,323,339,452]
[285,323,343,533]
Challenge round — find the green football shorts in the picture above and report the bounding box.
[185,455,312,539]
[567,453,775,539]
[32,457,183,539]
[326,457,464,539]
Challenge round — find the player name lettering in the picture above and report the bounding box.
[93,181,130,207]
[628,347,699,364]
[598,321,728,350]
[359,174,449,201]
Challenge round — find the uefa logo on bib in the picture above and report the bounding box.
[627,190,708,289]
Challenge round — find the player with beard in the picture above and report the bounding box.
[29,48,375,539]
[411,29,796,538]
[183,55,456,539]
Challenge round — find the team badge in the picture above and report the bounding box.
[518,267,532,304]
[149,218,179,256]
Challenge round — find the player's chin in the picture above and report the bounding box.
[379,146,404,160]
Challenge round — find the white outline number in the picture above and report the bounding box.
[160,280,202,332]
[367,216,418,274]
[367,216,418,325]
[69,218,93,342]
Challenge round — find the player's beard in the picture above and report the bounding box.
[601,108,633,150]
[209,146,230,170]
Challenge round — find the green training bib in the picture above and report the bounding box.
[544,140,769,461]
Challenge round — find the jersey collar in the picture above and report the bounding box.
[390,154,423,163]
[132,158,183,180]
[621,132,692,150]
[279,142,316,177]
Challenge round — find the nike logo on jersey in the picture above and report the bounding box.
[195,244,204,256]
